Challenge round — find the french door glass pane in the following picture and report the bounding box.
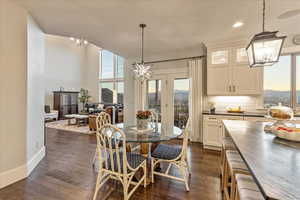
[100,82,114,103]
[117,82,124,104]
[116,56,124,78]
[297,55,300,106]
[264,55,291,107]
[101,50,114,79]
[147,80,161,120]
[174,79,189,129]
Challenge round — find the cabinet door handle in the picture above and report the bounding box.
[233,85,236,92]
[208,117,217,120]
[229,85,232,92]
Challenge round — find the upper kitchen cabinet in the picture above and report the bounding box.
[206,41,263,96]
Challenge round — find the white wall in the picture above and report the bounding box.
[45,35,101,108]
[45,35,85,107]
[0,0,28,175]
[83,44,101,102]
[0,0,45,188]
[26,15,45,165]
[124,59,136,125]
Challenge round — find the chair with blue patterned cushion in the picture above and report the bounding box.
[93,124,147,200]
[150,119,191,191]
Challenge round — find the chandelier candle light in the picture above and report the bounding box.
[70,37,88,46]
[133,24,152,110]
[246,0,286,67]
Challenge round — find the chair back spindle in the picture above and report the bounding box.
[96,124,127,174]
[180,118,190,162]
[96,112,111,131]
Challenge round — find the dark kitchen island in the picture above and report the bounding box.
[223,120,300,200]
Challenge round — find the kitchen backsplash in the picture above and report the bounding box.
[204,96,261,111]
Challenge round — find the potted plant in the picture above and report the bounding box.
[78,88,91,113]
[136,110,151,130]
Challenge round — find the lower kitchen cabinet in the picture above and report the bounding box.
[203,117,223,149]
[203,115,243,150]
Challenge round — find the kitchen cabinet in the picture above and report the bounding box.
[207,41,263,95]
[203,115,243,150]
[203,116,223,149]
[231,66,263,95]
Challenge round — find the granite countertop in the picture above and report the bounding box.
[203,110,300,118]
[202,110,266,117]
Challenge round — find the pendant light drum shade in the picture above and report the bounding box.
[246,31,286,67]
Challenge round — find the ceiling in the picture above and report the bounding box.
[13,0,300,61]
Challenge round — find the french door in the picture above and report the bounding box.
[146,75,190,129]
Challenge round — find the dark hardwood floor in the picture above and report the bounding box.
[0,128,221,200]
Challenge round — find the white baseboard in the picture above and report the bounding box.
[0,146,45,189]
[26,146,45,175]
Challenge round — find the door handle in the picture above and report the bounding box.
[229,85,232,92]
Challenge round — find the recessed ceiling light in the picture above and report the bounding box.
[232,22,244,28]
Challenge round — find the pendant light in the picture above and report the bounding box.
[246,0,286,67]
[133,24,152,81]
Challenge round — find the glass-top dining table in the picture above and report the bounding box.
[116,123,182,142]
[115,123,183,155]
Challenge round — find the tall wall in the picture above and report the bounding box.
[0,0,28,176]
[0,0,45,188]
[44,35,85,107]
[44,35,101,108]
[26,15,45,169]
[83,44,101,102]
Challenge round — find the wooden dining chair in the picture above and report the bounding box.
[93,124,147,200]
[150,119,191,191]
[92,112,111,167]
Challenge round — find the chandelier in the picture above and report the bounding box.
[246,0,286,67]
[133,24,152,81]
[70,37,88,46]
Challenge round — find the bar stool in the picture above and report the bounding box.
[223,150,250,200]
[234,174,264,200]
[220,137,236,191]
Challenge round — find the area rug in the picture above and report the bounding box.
[45,120,95,135]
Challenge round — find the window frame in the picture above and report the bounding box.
[99,50,124,104]
[262,52,300,112]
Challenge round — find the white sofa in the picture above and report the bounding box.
[45,110,58,121]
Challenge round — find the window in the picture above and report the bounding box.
[99,50,124,104]
[263,53,300,110]
[101,50,114,79]
[264,55,291,107]
[147,80,162,117]
[174,79,190,129]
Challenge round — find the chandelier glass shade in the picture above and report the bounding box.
[246,0,286,67]
[133,63,151,81]
[133,24,152,81]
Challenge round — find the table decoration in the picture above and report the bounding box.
[136,110,151,130]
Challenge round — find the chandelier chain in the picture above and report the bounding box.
[262,0,266,32]
[142,25,144,63]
